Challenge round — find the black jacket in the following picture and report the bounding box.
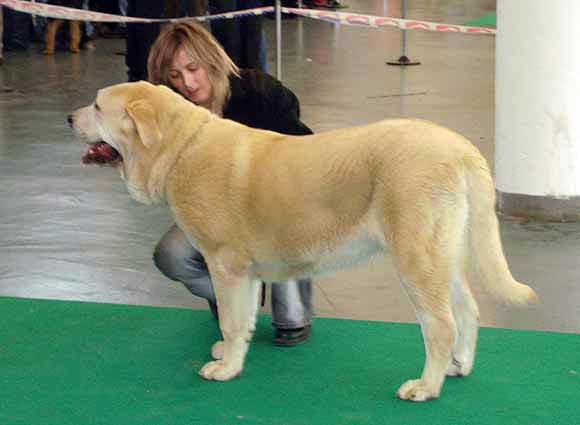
[223,69,313,136]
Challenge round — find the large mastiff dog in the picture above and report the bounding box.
[69,81,537,401]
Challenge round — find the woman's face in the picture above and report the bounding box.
[168,47,213,109]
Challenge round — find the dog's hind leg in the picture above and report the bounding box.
[391,203,467,401]
[447,262,480,377]
[443,193,479,377]
[395,269,456,401]
[199,255,261,381]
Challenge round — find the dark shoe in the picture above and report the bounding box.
[273,325,311,346]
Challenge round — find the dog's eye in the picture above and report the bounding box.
[94,103,101,112]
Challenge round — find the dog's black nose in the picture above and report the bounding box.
[67,114,74,127]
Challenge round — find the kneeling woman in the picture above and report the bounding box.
[148,22,313,346]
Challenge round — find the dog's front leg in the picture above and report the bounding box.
[199,260,261,381]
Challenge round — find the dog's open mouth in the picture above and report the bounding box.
[82,141,122,166]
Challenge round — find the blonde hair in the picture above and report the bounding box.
[147,21,239,115]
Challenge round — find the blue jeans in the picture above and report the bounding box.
[153,224,313,329]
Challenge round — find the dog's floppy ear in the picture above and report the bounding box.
[126,99,161,148]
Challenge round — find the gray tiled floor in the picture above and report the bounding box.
[1,0,579,335]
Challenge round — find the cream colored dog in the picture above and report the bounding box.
[69,81,537,401]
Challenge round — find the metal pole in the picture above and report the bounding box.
[275,0,282,81]
[387,0,420,66]
[400,0,408,57]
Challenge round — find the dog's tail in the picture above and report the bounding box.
[463,155,538,306]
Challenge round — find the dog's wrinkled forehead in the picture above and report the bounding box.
[95,82,180,119]
[96,81,156,110]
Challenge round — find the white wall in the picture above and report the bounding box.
[495,0,580,198]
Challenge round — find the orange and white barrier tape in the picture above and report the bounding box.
[284,7,495,35]
[0,0,495,35]
[0,0,274,23]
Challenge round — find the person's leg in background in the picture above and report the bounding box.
[99,0,123,36]
[118,0,128,16]
[271,279,313,345]
[68,19,82,53]
[68,2,84,54]
[209,0,266,71]
[88,0,106,37]
[164,0,204,18]
[153,225,219,318]
[81,0,97,50]
[88,0,125,38]
[185,0,207,17]
[116,0,128,38]
[209,0,242,67]
[43,1,85,55]
[0,6,4,65]
[154,225,313,346]
[2,6,33,52]
[44,18,63,55]
[238,0,264,70]
[125,0,163,82]
[164,0,182,19]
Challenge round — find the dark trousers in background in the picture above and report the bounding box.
[89,0,122,34]
[209,0,264,70]
[0,7,3,62]
[164,0,206,18]
[88,0,121,15]
[125,0,163,82]
[2,6,33,51]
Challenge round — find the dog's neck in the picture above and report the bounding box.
[145,108,213,204]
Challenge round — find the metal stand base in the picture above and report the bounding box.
[387,55,421,66]
[386,0,420,67]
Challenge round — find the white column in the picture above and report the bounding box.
[495,0,580,221]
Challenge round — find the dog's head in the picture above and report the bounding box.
[69,81,210,204]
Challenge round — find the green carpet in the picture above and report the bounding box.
[466,12,497,28]
[0,296,578,425]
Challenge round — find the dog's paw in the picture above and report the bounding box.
[199,360,241,381]
[396,379,440,402]
[446,357,473,377]
[211,341,224,360]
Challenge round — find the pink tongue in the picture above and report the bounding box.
[91,142,114,157]
[82,142,120,165]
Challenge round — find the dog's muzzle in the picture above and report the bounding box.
[67,115,122,166]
